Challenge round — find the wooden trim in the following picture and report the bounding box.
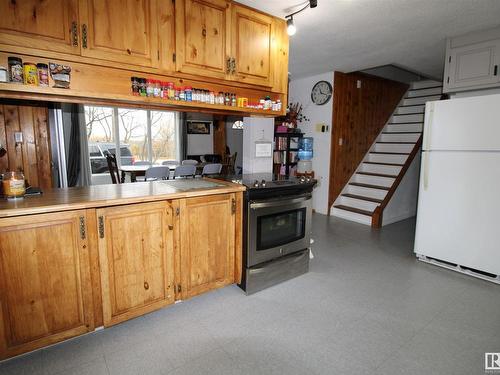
[328,71,408,214]
[371,137,422,228]
[85,208,103,328]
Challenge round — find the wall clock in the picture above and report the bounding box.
[311,80,332,105]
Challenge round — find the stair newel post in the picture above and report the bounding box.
[372,206,383,228]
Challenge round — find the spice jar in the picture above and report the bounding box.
[37,63,49,86]
[2,171,26,199]
[139,78,147,96]
[23,63,38,86]
[185,86,192,101]
[8,56,23,83]
[131,76,139,96]
[179,86,186,101]
[0,66,7,83]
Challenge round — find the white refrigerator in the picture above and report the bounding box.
[414,93,500,282]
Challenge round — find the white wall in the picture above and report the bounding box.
[242,117,274,174]
[289,72,334,215]
[186,113,213,156]
[382,152,421,226]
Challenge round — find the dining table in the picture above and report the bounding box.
[119,164,177,183]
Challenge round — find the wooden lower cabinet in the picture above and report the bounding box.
[179,194,236,299]
[0,210,95,360]
[97,201,175,327]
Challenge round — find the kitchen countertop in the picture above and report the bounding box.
[0,178,245,218]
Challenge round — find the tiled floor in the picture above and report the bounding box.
[2,214,499,375]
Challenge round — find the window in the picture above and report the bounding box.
[84,106,181,183]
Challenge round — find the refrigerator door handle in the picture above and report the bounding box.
[423,152,430,190]
[424,102,434,150]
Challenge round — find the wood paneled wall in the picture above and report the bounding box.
[328,72,408,211]
[0,102,52,189]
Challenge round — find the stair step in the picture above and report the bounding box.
[381,132,421,134]
[336,196,379,212]
[385,123,423,133]
[379,133,421,142]
[403,95,441,106]
[391,113,424,123]
[333,205,373,216]
[360,162,403,175]
[341,193,383,203]
[395,105,425,115]
[374,142,414,153]
[370,151,410,155]
[367,152,409,164]
[345,184,388,200]
[357,171,398,178]
[364,161,404,166]
[406,86,442,98]
[377,141,415,144]
[349,182,390,191]
[331,206,372,226]
[410,80,442,90]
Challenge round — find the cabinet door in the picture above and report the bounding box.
[97,201,174,327]
[446,40,500,90]
[179,194,235,299]
[175,0,231,79]
[0,211,94,360]
[231,4,272,87]
[78,0,159,68]
[0,0,80,55]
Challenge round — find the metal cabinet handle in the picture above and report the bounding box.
[71,21,78,46]
[231,57,236,74]
[82,24,88,49]
[98,216,104,238]
[79,216,86,239]
[226,57,232,74]
[144,281,149,290]
[494,65,498,76]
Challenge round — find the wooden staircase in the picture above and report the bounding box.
[331,80,442,227]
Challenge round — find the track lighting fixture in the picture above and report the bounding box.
[285,0,318,36]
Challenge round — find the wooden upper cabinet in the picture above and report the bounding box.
[0,0,80,55]
[0,211,94,360]
[230,4,273,87]
[175,0,231,79]
[97,201,175,327]
[179,194,235,299]
[78,0,159,68]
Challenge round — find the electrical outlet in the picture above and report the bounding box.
[315,123,329,133]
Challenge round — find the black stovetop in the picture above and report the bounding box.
[216,173,316,199]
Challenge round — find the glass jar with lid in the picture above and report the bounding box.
[2,171,26,199]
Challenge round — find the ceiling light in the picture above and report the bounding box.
[287,17,296,36]
[285,1,318,36]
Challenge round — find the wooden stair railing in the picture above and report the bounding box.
[371,137,423,228]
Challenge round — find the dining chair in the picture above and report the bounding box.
[201,163,222,176]
[106,154,121,184]
[173,165,196,179]
[162,160,179,166]
[181,159,198,165]
[145,166,170,181]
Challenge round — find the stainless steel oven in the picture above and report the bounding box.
[247,193,312,267]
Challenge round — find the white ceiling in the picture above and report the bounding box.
[238,0,500,80]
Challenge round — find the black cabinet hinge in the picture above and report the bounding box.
[177,285,182,293]
[231,198,236,215]
[173,53,176,63]
[448,56,451,63]
[447,76,450,84]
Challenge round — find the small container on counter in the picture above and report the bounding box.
[179,86,186,101]
[23,62,38,86]
[2,171,26,199]
[209,91,215,105]
[174,86,180,100]
[0,66,7,83]
[161,82,168,99]
[8,56,23,83]
[37,63,49,86]
[231,93,236,107]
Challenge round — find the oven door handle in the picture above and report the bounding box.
[250,193,312,209]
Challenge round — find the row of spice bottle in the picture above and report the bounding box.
[1,56,49,86]
[130,76,282,111]
[131,77,239,106]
